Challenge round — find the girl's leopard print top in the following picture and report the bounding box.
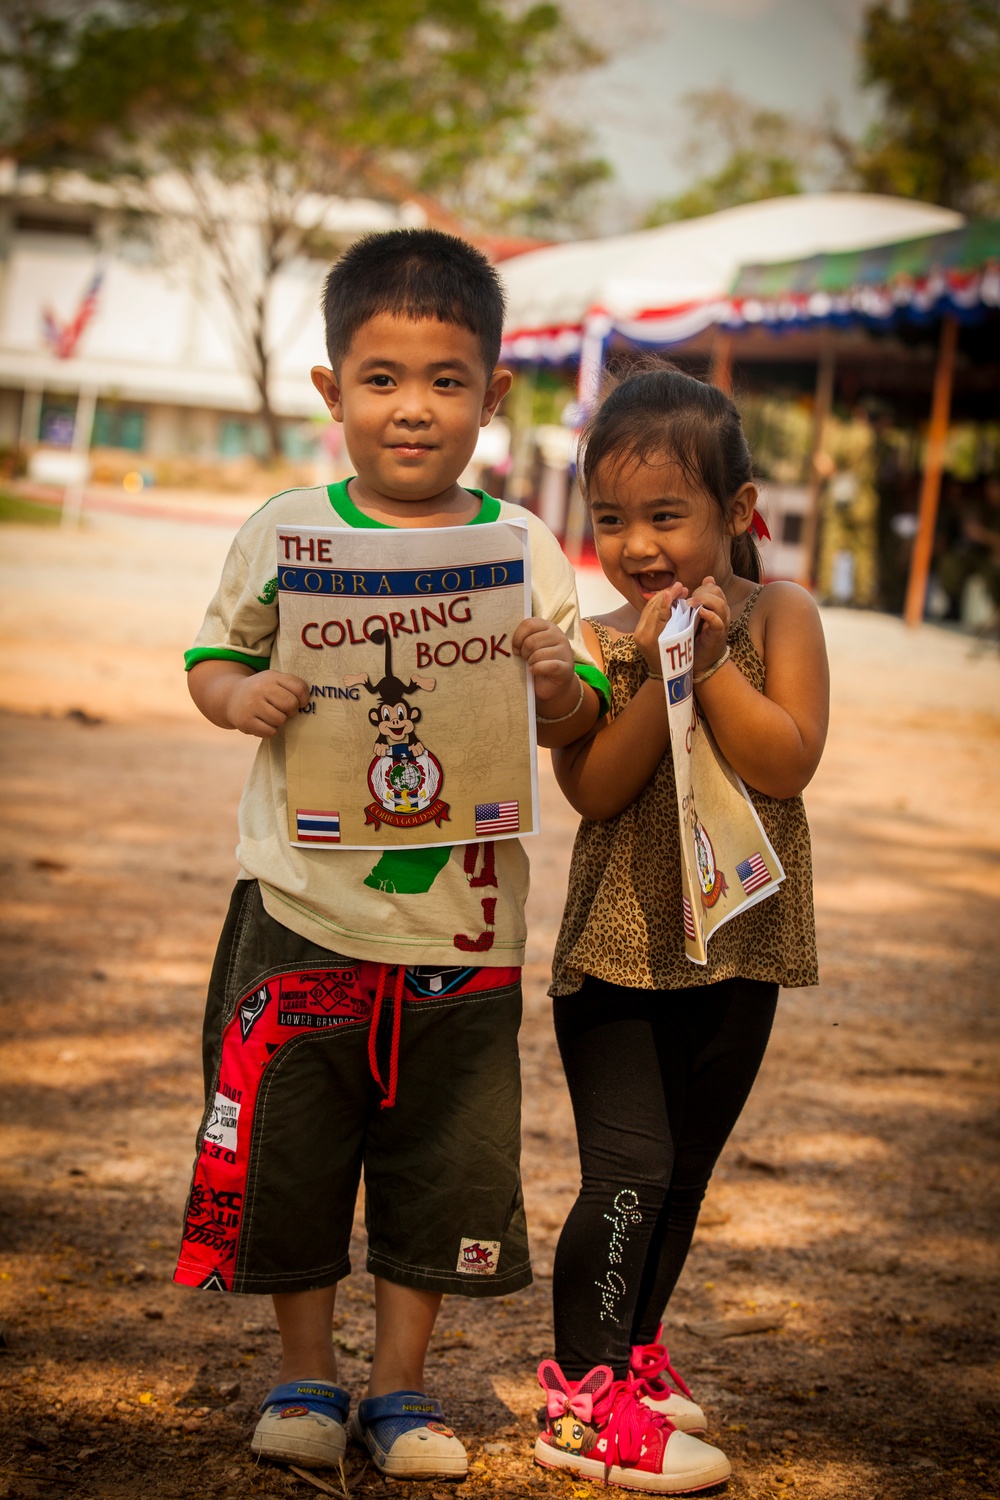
[551,587,819,995]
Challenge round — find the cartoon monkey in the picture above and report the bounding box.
[344,629,436,760]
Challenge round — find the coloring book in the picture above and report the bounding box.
[658,600,784,965]
[277,519,538,850]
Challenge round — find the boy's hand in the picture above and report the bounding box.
[188,659,310,737]
[512,617,577,713]
[689,577,730,673]
[228,670,311,737]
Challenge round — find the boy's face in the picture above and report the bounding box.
[311,314,511,514]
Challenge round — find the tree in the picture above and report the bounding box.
[851,0,1000,214]
[641,88,828,228]
[2,0,606,457]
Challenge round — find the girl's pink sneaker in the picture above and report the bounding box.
[534,1360,730,1494]
[631,1327,708,1434]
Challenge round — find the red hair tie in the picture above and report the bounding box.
[749,511,770,542]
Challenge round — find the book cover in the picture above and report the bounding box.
[278,519,538,850]
[658,600,784,964]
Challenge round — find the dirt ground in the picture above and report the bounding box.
[0,501,998,1500]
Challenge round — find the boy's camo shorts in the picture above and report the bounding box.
[174,878,531,1297]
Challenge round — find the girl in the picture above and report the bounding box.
[534,367,829,1494]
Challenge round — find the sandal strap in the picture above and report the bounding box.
[357,1389,444,1425]
[260,1380,350,1422]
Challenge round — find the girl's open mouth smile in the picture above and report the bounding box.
[634,569,675,598]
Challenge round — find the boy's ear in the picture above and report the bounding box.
[481,366,514,426]
[728,482,758,537]
[311,366,344,422]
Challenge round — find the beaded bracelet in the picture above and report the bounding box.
[645,669,664,681]
[692,645,731,685]
[536,676,586,723]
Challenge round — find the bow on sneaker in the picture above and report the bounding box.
[535,1359,731,1494]
[251,1380,350,1469]
[631,1327,708,1434]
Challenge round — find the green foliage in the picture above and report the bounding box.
[642,88,819,228]
[853,0,1000,213]
[3,0,605,229]
[2,0,607,454]
[0,491,61,525]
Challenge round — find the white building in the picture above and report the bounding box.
[0,162,424,467]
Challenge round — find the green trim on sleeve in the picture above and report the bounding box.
[326,479,501,529]
[184,647,270,673]
[574,660,611,717]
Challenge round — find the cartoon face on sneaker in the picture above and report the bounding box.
[588,452,755,617]
[311,313,511,521]
[552,1414,588,1453]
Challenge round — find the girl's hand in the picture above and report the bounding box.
[634,582,687,674]
[689,577,730,673]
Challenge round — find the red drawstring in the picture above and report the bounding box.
[368,963,406,1110]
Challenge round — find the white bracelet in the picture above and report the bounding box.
[536,676,586,723]
[693,645,731,685]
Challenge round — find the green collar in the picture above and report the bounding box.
[327,478,501,530]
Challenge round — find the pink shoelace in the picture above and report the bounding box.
[630,1329,695,1402]
[589,1373,675,1475]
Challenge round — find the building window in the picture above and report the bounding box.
[218,418,268,459]
[39,400,77,447]
[93,403,146,451]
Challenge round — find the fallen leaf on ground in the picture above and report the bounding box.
[686,1312,785,1339]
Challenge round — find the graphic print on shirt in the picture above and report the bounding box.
[345,629,450,832]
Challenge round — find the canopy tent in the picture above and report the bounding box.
[725,220,1000,334]
[499,194,963,366]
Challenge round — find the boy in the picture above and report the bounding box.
[174,229,607,1479]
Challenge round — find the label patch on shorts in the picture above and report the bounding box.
[203,1091,240,1153]
[456,1237,501,1275]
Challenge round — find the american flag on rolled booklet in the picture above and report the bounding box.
[658,598,784,965]
[475,801,519,836]
[737,852,771,895]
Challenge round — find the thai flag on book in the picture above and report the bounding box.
[475,801,519,836]
[736,851,770,894]
[682,897,696,941]
[296,808,340,843]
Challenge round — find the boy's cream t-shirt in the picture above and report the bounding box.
[187,481,602,967]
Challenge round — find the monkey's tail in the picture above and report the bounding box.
[370,627,392,683]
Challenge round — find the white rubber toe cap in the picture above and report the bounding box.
[663,1429,732,1486]
[643,1390,709,1433]
[252,1409,346,1468]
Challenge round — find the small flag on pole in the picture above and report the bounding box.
[736,851,770,894]
[475,801,519,836]
[296,809,340,843]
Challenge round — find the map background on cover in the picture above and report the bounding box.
[279,520,538,850]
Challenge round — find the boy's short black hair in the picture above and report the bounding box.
[322,228,506,376]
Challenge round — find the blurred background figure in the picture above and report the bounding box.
[814,407,879,608]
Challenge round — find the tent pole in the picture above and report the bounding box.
[903,314,959,628]
[709,332,733,395]
[798,334,836,589]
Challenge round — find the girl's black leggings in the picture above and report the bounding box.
[552,973,778,1380]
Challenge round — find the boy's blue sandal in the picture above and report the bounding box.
[348,1390,468,1478]
[251,1380,350,1469]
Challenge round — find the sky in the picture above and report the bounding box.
[560,0,878,228]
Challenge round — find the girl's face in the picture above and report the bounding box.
[589,453,742,616]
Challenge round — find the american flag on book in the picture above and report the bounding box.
[736,851,770,894]
[296,808,340,844]
[475,801,519,836]
[682,897,696,941]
